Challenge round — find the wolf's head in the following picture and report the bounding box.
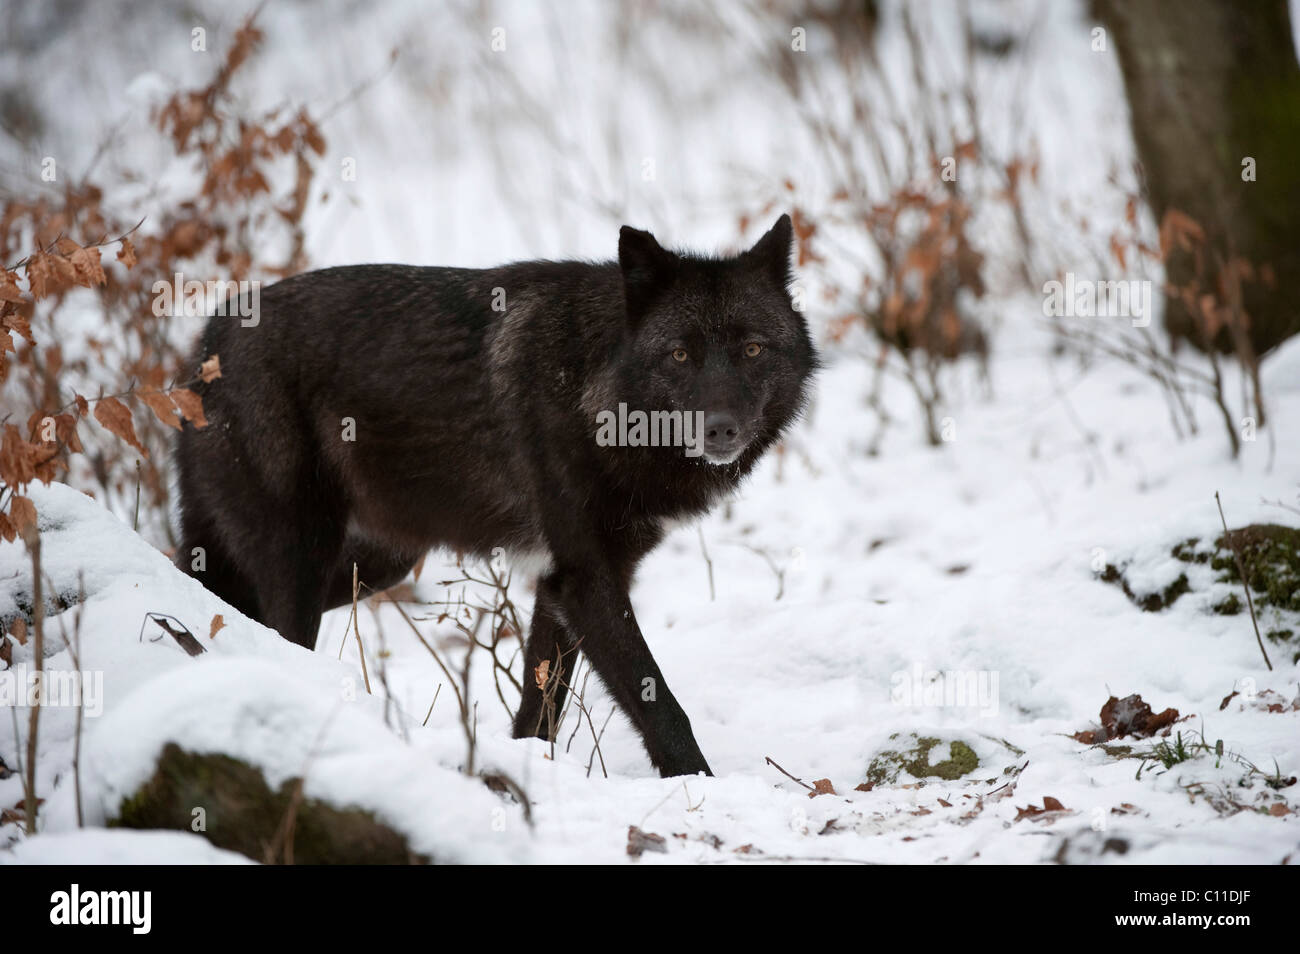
[613,214,817,466]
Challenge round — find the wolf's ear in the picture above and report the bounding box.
[619,225,676,318]
[744,213,794,289]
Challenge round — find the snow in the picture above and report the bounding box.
[6,830,253,866]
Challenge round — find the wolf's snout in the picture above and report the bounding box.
[703,411,739,441]
[702,411,744,461]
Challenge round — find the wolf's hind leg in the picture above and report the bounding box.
[512,574,581,743]
[322,536,419,611]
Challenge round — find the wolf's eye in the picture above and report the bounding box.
[672,348,689,363]
[743,342,763,358]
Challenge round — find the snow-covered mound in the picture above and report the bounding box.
[0,482,532,864]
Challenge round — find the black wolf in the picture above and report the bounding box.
[176,215,817,777]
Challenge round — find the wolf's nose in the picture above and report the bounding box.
[703,412,740,442]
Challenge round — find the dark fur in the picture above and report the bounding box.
[176,215,817,777]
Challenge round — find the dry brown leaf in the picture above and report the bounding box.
[139,390,181,431]
[626,826,667,857]
[209,614,226,640]
[1015,800,1067,821]
[9,495,37,543]
[64,241,107,287]
[92,395,148,457]
[2,312,33,345]
[809,778,837,798]
[1073,693,1180,743]
[0,273,23,302]
[116,237,137,269]
[199,354,222,382]
[169,388,207,428]
[26,251,76,299]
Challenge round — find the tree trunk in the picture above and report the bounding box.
[1095,0,1300,354]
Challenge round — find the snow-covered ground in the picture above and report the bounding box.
[1,0,1297,864]
[2,334,1297,864]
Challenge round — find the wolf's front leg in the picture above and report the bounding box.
[547,565,712,778]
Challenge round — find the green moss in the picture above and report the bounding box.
[1172,538,1211,564]
[1213,524,1300,613]
[1161,573,1191,607]
[1099,563,1189,611]
[112,743,428,864]
[866,735,980,786]
[1106,528,1299,639]
[1212,593,1242,616]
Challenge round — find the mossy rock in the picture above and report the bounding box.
[1099,563,1190,612]
[866,734,980,786]
[1212,524,1300,613]
[112,743,428,864]
[1103,525,1299,625]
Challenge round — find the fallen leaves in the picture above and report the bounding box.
[626,826,667,858]
[1015,796,1071,822]
[141,613,206,657]
[0,796,44,827]
[1220,688,1300,714]
[809,778,837,798]
[209,614,226,640]
[1074,693,1180,744]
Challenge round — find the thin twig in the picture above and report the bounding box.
[24,532,43,835]
[697,524,716,601]
[347,563,372,693]
[764,755,815,792]
[1214,492,1272,671]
